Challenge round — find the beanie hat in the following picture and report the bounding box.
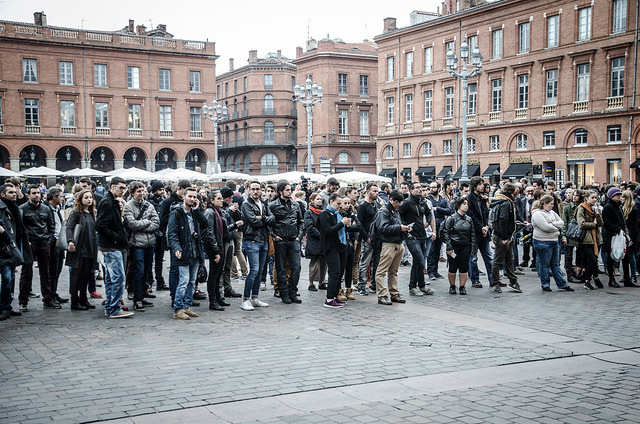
[607,187,622,199]
[220,186,234,199]
[150,181,164,193]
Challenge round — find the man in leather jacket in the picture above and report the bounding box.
[466,176,493,289]
[147,181,168,290]
[489,182,521,294]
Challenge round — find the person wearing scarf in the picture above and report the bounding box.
[318,193,350,308]
[304,193,327,291]
[576,189,604,290]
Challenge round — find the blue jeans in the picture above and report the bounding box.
[469,235,493,283]
[103,250,126,317]
[532,239,567,289]
[130,247,153,302]
[243,240,268,299]
[406,238,429,289]
[174,258,198,312]
[0,265,16,313]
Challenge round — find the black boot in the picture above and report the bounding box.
[209,301,225,311]
[624,277,640,287]
[608,278,621,288]
[71,301,88,311]
[79,299,96,309]
[216,287,230,307]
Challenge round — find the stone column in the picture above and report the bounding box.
[81,159,90,169]
[146,159,155,172]
[176,160,186,169]
[9,158,20,172]
[46,158,57,169]
[113,159,124,170]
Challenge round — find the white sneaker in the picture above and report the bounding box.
[109,310,134,319]
[250,298,269,307]
[241,300,254,311]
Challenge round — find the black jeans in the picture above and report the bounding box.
[427,236,443,276]
[49,244,65,296]
[70,257,93,303]
[325,248,346,300]
[344,246,355,289]
[274,240,301,298]
[578,245,600,282]
[207,250,225,304]
[154,237,165,285]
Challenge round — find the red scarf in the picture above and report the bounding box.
[213,207,224,240]
[309,205,322,215]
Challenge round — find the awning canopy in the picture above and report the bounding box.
[452,164,480,180]
[631,159,640,168]
[436,166,453,179]
[502,162,532,179]
[415,166,436,177]
[482,163,501,177]
[400,167,412,176]
[379,168,397,178]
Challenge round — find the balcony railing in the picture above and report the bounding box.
[607,96,623,109]
[159,130,173,138]
[515,108,528,120]
[442,117,453,127]
[86,31,113,42]
[128,128,143,137]
[95,127,110,136]
[119,34,145,45]
[25,125,41,134]
[262,108,275,115]
[14,24,42,35]
[52,29,78,39]
[422,119,432,130]
[542,104,556,116]
[489,111,501,122]
[573,100,588,113]
[61,126,76,135]
[338,134,350,141]
[152,38,176,48]
[190,131,203,139]
[360,135,370,142]
[466,114,476,125]
[385,124,394,133]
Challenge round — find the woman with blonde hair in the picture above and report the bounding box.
[621,190,639,286]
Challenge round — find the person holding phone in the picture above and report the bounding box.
[441,197,476,295]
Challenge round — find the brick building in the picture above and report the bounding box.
[294,37,378,175]
[375,0,640,186]
[215,51,298,175]
[0,12,217,173]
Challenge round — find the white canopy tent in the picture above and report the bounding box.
[330,170,392,184]
[209,171,252,181]
[256,171,327,184]
[156,167,209,181]
[0,168,22,177]
[20,166,65,177]
[63,168,108,178]
[106,167,166,182]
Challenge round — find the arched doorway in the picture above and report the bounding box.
[124,147,146,170]
[0,145,10,169]
[55,146,83,172]
[155,148,177,171]
[90,147,115,172]
[186,148,206,172]
[19,145,46,170]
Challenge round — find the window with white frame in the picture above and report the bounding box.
[360,75,368,96]
[127,66,140,89]
[443,139,452,155]
[260,153,278,175]
[95,103,108,128]
[611,57,625,97]
[385,145,393,158]
[387,56,395,81]
[264,74,273,90]
[574,129,588,145]
[468,35,478,53]
[264,121,274,144]
[23,59,37,82]
[405,94,413,122]
[613,0,627,33]
[543,131,555,147]
[359,110,369,135]
[519,22,530,53]
[468,83,477,115]
[360,152,369,163]
[338,73,348,95]
[159,69,171,91]
[492,79,502,112]
[403,143,411,157]
[189,71,201,92]
[94,64,107,87]
[578,7,591,41]
[518,74,529,109]
[60,101,75,127]
[424,90,433,120]
[547,15,559,48]
[190,107,201,132]
[492,29,502,59]
[264,94,274,111]
[445,87,454,118]
[128,104,141,128]
[338,109,348,135]
[59,61,73,85]
[338,152,349,164]
[387,97,394,124]
[424,47,433,73]
[406,51,413,77]
[608,125,622,143]
[467,138,476,153]
[577,64,590,101]
[490,135,499,151]
[25,99,39,126]
[546,69,558,105]
[516,133,528,150]
[423,142,432,156]
[445,41,454,56]
[159,106,172,131]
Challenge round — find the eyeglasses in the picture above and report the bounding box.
[116,185,127,190]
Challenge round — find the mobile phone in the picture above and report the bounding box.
[407,223,415,227]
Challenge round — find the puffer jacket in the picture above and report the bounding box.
[441,212,476,252]
[124,199,159,249]
[375,203,404,244]
[241,197,275,243]
[268,197,303,241]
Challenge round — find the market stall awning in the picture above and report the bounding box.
[415,166,436,177]
[436,166,453,179]
[452,164,480,180]
[400,167,412,176]
[501,162,532,180]
[379,168,397,178]
[482,163,501,177]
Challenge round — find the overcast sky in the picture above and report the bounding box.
[1,0,445,73]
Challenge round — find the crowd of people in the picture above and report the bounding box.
[0,173,638,320]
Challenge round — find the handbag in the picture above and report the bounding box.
[565,219,586,242]
[0,240,25,265]
[56,220,82,250]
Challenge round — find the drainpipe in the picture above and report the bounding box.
[629,0,639,180]
[82,47,88,168]
[397,36,401,184]
[148,53,154,171]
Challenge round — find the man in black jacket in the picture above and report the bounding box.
[426,182,454,280]
[466,176,492,289]
[147,181,167,291]
[269,180,304,304]
[489,183,521,294]
[356,183,380,295]
[18,184,58,311]
[398,182,435,296]
[374,190,412,305]
[220,187,243,298]
[46,187,68,304]
[96,177,134,319]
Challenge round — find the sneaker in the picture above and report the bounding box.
[542,287,552,292]
[345,288,356,300]
[133,301,145,312]
[449,285,457,295]
[559,285,575,292]
[369,285,376,293]
[459,286,467,295]
[250,298,269,307]
[318,282,328,290]
[594,278,604,289]
[90,291,103,299]
[193,292,207,300]
[141,300,154,307]
[401,260,410,266]
[377,296,392,305]
[29,292,40,298]
[420,286,435,295]
[337,289,348,302]
[429,274,437,281]
[110,310,134,319]
[144,292,156,299]
[324,299,344,308]
[172,310,190,320]
[357,287,368,296]
[472,281,483,288]
[507,282,522,293]
[334,296,347,304]
[241,300,254,311]
[127,292,134,300]
[308,284,318,292]
[584,281,595,290]
[514,270,525,275]
[409,287,424,296]
[434,273,445,279]
[19,304,28,312]
[491,284,502,293]
[182,308,198,317]
[43,300,62,309]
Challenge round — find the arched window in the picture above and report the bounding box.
[243,122,248,141]
[574,129,588,146]
[234,124,239,141]
[385,145,393,158]
[234,98,238,114]
[264,121,274,144]
[260,153,278,175]
[235,155,242,171]
[467,138,476,153]
[422,142,432,156]
[243,154,251,171]
[226,156,233,171]
[338,152,349,164]
[516,134,527,150]
[264,94,274,111]
[243,96,247,113]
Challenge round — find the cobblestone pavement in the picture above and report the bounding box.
[1,254,639,423]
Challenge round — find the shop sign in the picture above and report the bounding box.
[510,156,532,163]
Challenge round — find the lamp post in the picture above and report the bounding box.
[293,76,323,173]
[203,99,228,174]
[446,40,483,184]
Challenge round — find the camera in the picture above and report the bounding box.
[300,175,309,189]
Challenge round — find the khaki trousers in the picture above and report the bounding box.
[375,242,404,299]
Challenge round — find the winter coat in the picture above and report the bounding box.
[166,204,206,265]
[19,201,55,245]
[441,212,476,252]
[489,193,517,241]
[65,209,98,269]
[576,205,603,246]
[398,194,432,240]
[241,197,275,244]
[562,202,579,247]
[375,203,404,244]
[0,198,33,266]
[268,197,304,241]
[601,199,628,252]
[304,209,323,258]
[123,199,159,249]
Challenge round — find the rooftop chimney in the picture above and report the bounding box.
[128,19,134,33]
[248,50,258,64]
[229,58,234,71]
[296,46,303,58]
[383,17,397,33]
[158,24,167,33]
[33,12,47,26]
[136,25,146,36]
[277,50,282,61]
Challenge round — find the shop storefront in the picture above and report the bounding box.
[567,156,594,187]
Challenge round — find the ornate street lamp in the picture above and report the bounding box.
[203,100,228,174]
[131,149,138,163]
[99,149,106,162]
[65,148,72,161]
[446,39,483,183]
[293,76,323,173]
